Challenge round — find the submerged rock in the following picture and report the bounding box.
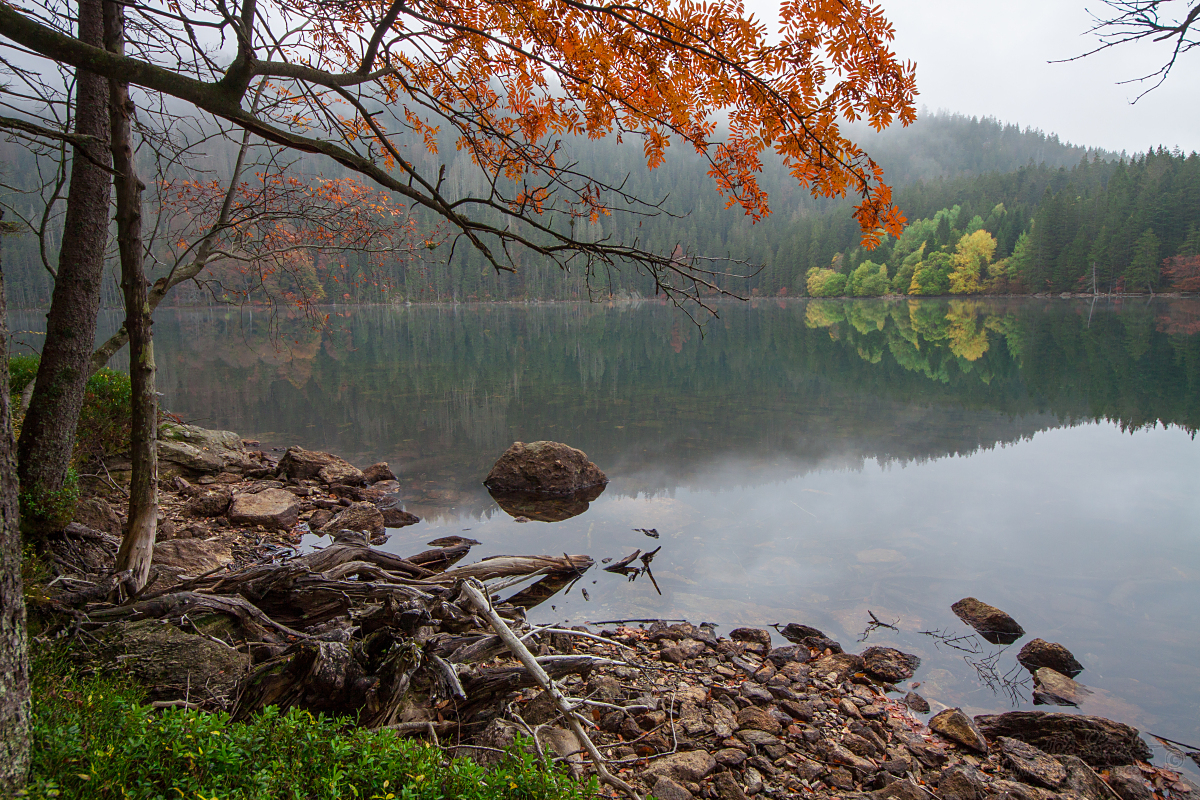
[974,711,1151,766]
[483,441,607,496]
[951,597,1025,644]
[1033,667,1092,707]
[1018,638,1084,677]
[862,646,921,682]
[374,493,420,527]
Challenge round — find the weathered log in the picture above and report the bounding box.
[88,591,306,642]
[445,554,592,582]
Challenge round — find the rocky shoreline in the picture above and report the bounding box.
[48,427,1198,800]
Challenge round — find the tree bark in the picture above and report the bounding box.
[106,0,157,593]
[0,210,32,792]
[15,0,112,539]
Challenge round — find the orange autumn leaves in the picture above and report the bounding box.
[283,0,916,246]
[163,173,428,308]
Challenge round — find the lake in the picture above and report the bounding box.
[14,296,1200,769]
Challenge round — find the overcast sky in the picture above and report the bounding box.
[747,0,1200,155]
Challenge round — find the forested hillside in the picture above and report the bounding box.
[4,112,1196,307]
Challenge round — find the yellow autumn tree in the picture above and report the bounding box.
[949,230,998,294]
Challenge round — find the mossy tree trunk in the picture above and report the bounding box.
[15,0,111,540]
[106,0,157,593]
[0,211,32,791]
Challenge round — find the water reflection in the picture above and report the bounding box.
[9,297,1200,759]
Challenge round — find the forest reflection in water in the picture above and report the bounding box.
[13,296,1200,754]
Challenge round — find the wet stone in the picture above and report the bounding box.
[903,691,930,714]
[929,708,989,754]
[1017,638,1084,677]
[951,597,1025,645]
[862,647,922,682]
[1032,667,1091,707]
[999,736,1067,789]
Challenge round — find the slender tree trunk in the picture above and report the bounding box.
[106,0,157,593]
[15,0,112,539]
[0,212,32,792]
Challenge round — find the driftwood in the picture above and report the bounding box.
[463,580,642,800]
[53,522,609,745]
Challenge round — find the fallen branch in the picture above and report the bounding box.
[463,579,642,800]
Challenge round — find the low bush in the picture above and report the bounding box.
[8,355,133,465]
[22,648,595,800]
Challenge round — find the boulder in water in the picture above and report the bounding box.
[483,441,606,496]
[951,597,1025,644]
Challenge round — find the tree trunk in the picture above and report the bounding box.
[106,0,157,593]
[0,210,32,792]
[15,0,112,539]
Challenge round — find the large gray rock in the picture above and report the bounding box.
[1033,667,1091,707]
[483,441,607,496]
[951,597,1025,644]
[228,488,299,530]
[151,538,233,580]
[643,750,716,783]
[158,422,257,475]
[930,708,989,753]
[277,446,359,483]
[318,501,385,538]
[1018,639,1084,677]
[862,646,921,682]
[973,711,1151,767]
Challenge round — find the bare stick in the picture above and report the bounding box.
[463,579,642,800]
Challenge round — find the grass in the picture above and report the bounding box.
[17,647,597,800]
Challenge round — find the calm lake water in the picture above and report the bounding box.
[14,296,1200,769]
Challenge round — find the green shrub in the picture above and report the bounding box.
[8,355,132,466]
[23,648,597,800]
[848,261,889,297]
[805,268,848,297]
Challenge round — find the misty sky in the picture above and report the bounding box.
[747,0,1200,155]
